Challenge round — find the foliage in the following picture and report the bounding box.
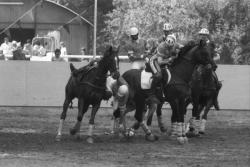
[103,0,250,64]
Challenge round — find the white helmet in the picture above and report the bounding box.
[117,85,128,97]
[198,28,209,35]
[165,34,176,46]
[163,23,173,31]
[130,27,139,36]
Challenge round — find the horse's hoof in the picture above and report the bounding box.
[55,135,61,142]
[183,136,189,143]
[70,128,77,135]
[177,137,185,144]
[76,134,81,141]
[145,134,158,142]
[160,126,168,133]
[125,128,135,137]
[199,131,205,135]
[86,136,94,144]
[186,131,200,138]
[169,134,177,140]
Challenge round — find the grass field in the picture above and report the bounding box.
[0,107,250,167]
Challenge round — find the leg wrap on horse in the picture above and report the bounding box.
[199,119,206,133]
[87,124,94,136]
[176,123,183,137]
[189,117,195,131]
[194,119,200,134]
[170,122,178,136]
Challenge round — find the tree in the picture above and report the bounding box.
[104,0,250,64]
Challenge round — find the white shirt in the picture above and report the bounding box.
[1,42,12,56]
[60,46,67,61]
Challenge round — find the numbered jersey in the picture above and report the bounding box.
[156,42,181,60]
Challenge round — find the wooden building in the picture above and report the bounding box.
[0,0,93,54]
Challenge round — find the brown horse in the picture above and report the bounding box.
[56,46,120,143]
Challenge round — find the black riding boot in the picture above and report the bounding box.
[213,72,222,110]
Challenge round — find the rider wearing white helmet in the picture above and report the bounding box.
[125,27,149,70]
[198,28,210,43]
[149,34,181,77]
[179,28,222,110]
[158,23,174,44]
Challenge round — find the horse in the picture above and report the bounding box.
[56,45,120,143]
[186,64,218,136]
[120,40,214,144]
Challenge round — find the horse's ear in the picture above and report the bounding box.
[199,39,206,47]
[108,45,113,53]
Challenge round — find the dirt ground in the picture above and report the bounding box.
[0,107,250,167]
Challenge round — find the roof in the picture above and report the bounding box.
[45,0,93,27]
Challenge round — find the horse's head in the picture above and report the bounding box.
[191,40,214,68]
[100,45,120,79]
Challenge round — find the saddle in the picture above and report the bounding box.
[70,63,98,81]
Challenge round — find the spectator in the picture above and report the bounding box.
[38,44,46,56]
[23,39,32,56]
[1,37,12,60]
[52,49,64,61]
[13,42,26,60]
[0,48,4,60]
[60,41,68,61]
[80,47,86,61]
[32,41,41,56]
[80,47,86,55]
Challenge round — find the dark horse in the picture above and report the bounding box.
[56,46,120,143]
[120,40,214,144]
[186,64,218,136]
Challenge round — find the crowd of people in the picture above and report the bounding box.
[0,37,71,62]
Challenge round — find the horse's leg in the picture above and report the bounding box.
[199,98,213,134]
[86,102,101,144]
[70,98,86,138]
[188,96,200,135]
[156,102,167,133]
[133,99,158,141]
[179,97,188,143]
[56,97,72,141]
[169,100,178,138]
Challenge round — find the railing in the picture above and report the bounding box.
[60,55,129,60]
[26,54,130,61]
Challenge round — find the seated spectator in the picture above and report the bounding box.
[23,39,32,56]
[32,41,41,56]
[60,41,68,61]
[13,43,26,60]
[52,49,64,62]
[1,37,12,60]
[0,48,4,60]
[39,44,46,56]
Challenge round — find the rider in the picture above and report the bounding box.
[149,34,182,86]
[126,27,149,70]
[196,28,222,110]
[158,23,174,44]
[181,28,222,110]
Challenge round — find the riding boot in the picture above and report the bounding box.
[214,81,222,110]
[213,72,222,110]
